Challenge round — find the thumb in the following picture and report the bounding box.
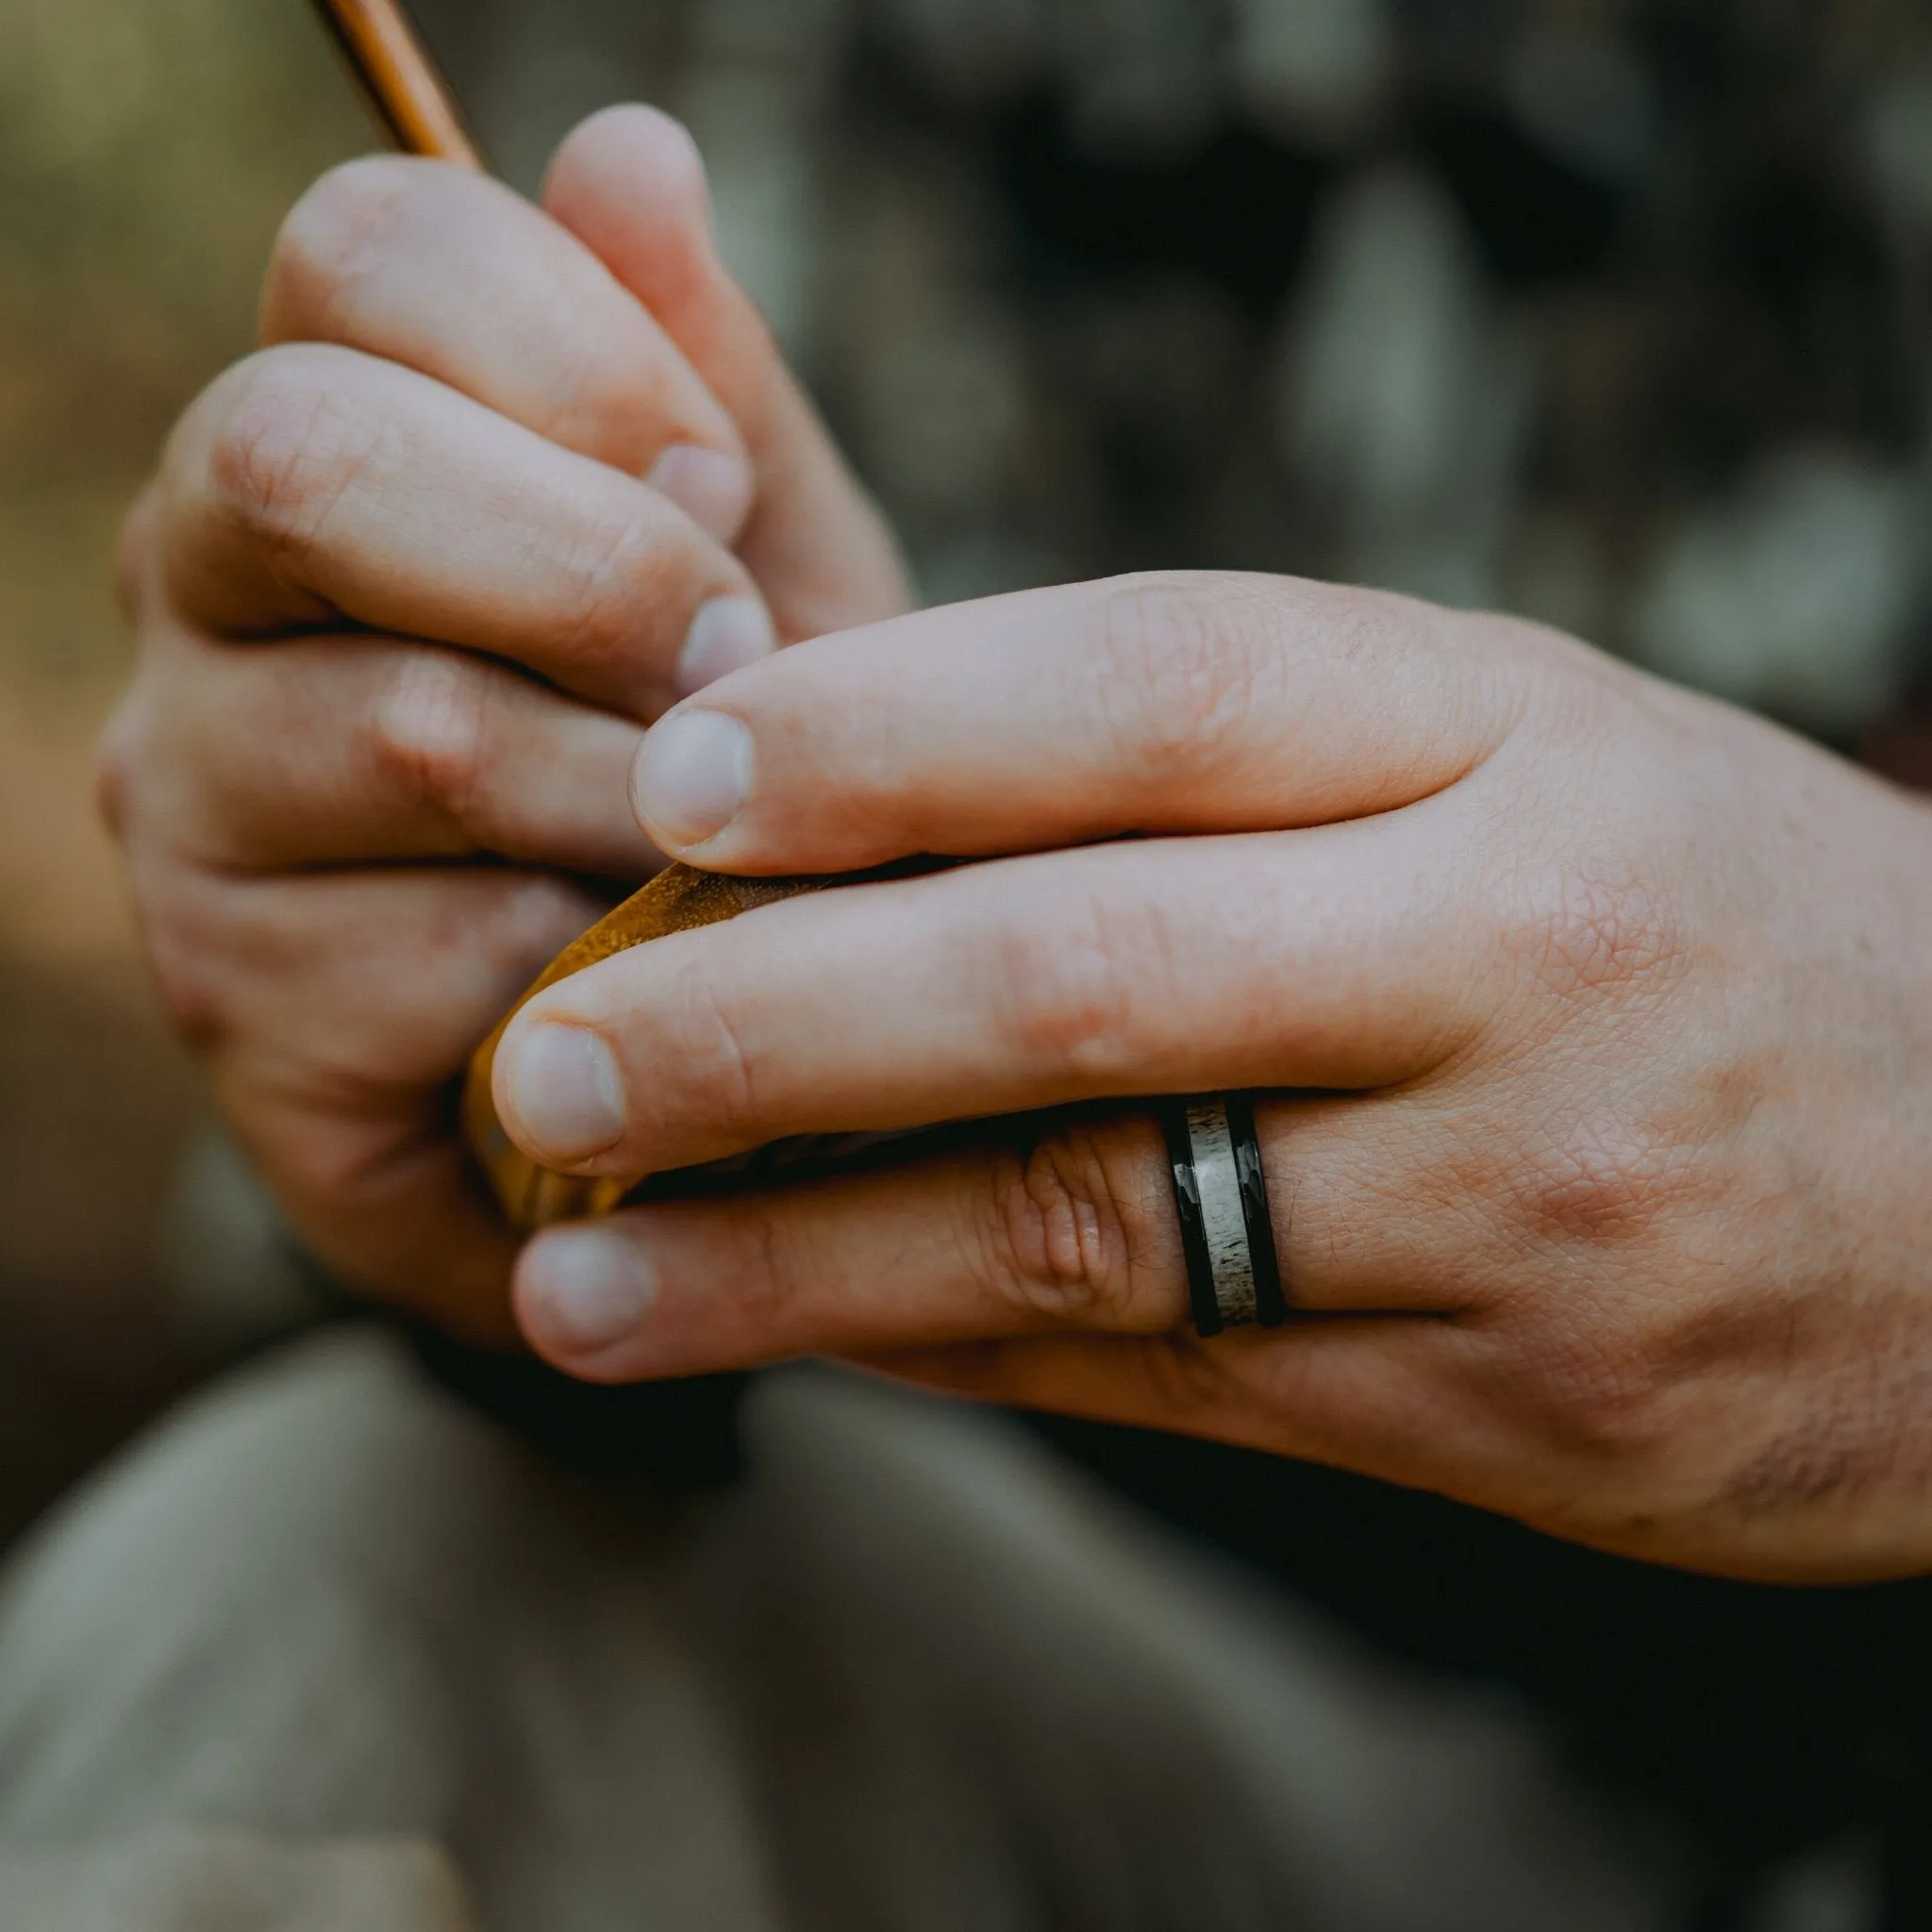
[542,105,912,643]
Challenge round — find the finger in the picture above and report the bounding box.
[491,824,1488,1180]
[260,156,755,542]
[510,1101,1528,1516]
[511,1110,1181,1377]
[157,343,774,716]
[508,1103,1470,1396]
[542,106,912,641]
[632,574,1531,872]
[261,1106,525,1348]
[138,865,603,1343]
[118,614,658,875]
[147,862,601,1099]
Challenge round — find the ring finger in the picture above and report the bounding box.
[509,1095,1475,1386]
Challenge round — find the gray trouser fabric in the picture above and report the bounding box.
[0,1328,1672,1931]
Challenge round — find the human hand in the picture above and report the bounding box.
[100,107,909,1341]
[495,573,1932,1581]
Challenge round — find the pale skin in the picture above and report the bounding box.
[104,107,909,1340]
[107,109,1932,1584]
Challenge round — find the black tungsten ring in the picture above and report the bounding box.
[1159,1094,1289,1338]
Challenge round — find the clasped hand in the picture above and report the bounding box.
[107,108,1932,1582]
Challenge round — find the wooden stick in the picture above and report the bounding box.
[308,0,485,169]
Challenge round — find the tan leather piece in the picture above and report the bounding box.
[461,864,824,1232]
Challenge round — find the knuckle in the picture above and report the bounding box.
[1490,1313,1675,1466]
[134,867,232,1051]
[552,500,691,679]
[277,1113,425,1217]
[718,1202,796,1334]
[93,697,144,844]
[234,1104,427,1242]
[414,874,595,1028]
[644,958,762,1146]
[366,648,495,838]
[206,350,377,574]
[1092,575,1266,780]
[1505,1113,1708,1248]
[988,893,1172,1080]
[268,157,414,326]
[486,874,604,978]
[974,1122,1173,1328]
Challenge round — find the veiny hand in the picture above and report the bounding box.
[100,107,909,1340]
[495,573,1932,1581]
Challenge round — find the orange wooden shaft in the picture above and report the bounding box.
[308,0,484,168]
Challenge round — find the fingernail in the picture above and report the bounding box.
[646,443,754,543]
[633,708,754,848]
[525,1225,656,1353]
[675,593,774,696]
[502,1024,625,1163]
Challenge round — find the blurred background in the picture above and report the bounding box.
[0,0,369,1545]
[0,0,1928,1555]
